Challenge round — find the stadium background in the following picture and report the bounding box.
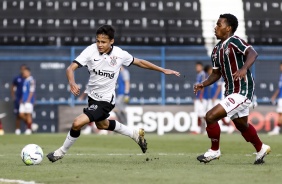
[0,0,281,133]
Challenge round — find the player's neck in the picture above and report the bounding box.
[221,33,234,42]
[100,46,113,55]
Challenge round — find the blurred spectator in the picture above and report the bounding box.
[11,65,27,135]
[18,67,36,135]
[115,66,130,124]
[0,113,6,135]
[192,62,206,134]
[268,62,282,135]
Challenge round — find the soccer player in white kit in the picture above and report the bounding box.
[47,25,180,162]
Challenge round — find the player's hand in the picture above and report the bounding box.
[193,83,204,94]
[163,69,180,77]
[69,82,80,96]
[232,68,247,81]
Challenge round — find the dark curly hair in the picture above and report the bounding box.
[219,14,238,33]
[96,25,115,40]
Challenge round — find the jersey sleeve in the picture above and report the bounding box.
[231,37,251,55]
[278,75,282,88]
[201,73,206,82]
[12,76,17,85]
[211,55,220,69]
[121,50,134,67]
[74,46,92,67]
[29,78,36,93]
[211,45,220,69]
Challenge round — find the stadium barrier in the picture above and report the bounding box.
[59,105,278,134]
[0,46,282,133]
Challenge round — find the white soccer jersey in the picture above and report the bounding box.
[75,43,134,104]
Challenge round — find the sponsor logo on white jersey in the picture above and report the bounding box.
[93,69,115,79]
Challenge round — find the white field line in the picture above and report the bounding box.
[66,153,281,157]
[1,153,281,157]
[68,153,187,156]
[0,178,40,184]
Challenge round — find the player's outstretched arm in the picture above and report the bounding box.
[232,47,258,81]
[133,58,180,76]
[66,62,80,96]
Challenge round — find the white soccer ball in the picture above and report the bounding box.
[21,144,44,165]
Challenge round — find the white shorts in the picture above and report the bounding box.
[277,98,282,113]
[194,99,207,117]
[219,93,251,120]
[19,102,34,114]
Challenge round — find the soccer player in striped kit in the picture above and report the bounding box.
[194,14,270,164]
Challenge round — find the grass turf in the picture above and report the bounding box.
[0,133,281,184]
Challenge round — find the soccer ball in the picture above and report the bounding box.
[21,144,44,165]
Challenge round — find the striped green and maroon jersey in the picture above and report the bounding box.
[211,35,255,100]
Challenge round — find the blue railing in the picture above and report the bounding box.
[1,45,282,105]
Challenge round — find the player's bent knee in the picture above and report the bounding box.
[72,118,84,130]
[234,121,248,132]
[205,111,217,124]
[72,124,81,131]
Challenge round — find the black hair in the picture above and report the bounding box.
[196,62,203,66]
[96,25,115,40]
[219,14,238,33]
[204,65,212,73]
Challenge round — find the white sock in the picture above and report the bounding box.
[60,131,78,153]
[114,120,134,139]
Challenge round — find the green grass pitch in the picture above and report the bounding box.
[0,133,281,184]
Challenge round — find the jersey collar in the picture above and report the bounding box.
[222,35,234,45]
[99,46,113,55]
